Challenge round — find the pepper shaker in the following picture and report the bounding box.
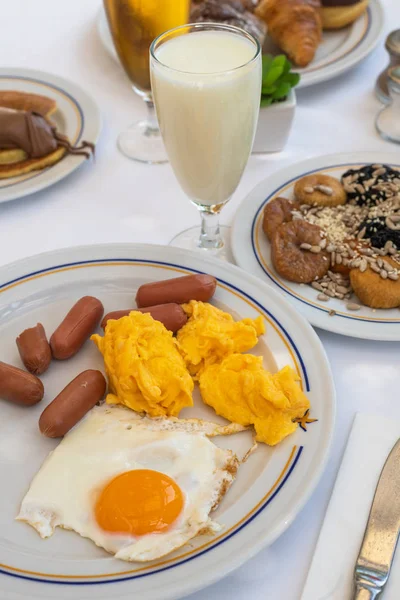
[376,30,400,104]
[375,66,400,143]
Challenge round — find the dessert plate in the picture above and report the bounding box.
[232,151,400,341]
[0,68,101,204]
[97,0,383,89]
[0,243,334,600]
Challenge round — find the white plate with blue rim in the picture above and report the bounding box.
[0,68,101,204]
[232,152,400,341]
[0,243,334,600]
[96,0,383,89]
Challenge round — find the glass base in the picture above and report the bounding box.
[117,121,168,164]
[375,105,400,144]
[170,225,235,263]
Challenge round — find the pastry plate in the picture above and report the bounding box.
[0,243,334,600]
[97,0,383,89]
[0,68,101,204]
[231,152,400,341]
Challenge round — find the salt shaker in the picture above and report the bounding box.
[376,30,400,104]
[375,66,400,143]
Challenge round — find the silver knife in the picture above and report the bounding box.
[353,438,400,599]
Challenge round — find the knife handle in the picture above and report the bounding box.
[353,580,382,600]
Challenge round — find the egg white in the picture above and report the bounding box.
[17,405,240,562]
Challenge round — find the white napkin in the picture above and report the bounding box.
[302,413,400,600]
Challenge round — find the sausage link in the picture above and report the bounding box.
[101,303,187,332]
[50,296,104,360]
[136,274,217,308]
[39,369,106,437]
[0,361,44,406]
[16,323,52,375]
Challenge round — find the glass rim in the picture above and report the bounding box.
[150,22,261,76]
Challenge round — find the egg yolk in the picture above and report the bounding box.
[95,470,184,536]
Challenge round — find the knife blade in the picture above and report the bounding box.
[353,438,400,600]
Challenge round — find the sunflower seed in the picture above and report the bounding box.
[382,260,393,272]
[346,302,361,311]
[370,262,381,273]
[359,259,368,273]
[360,247,374,256]
[336,285,350,294]
[357,227,367,239]
[314,184,333,196]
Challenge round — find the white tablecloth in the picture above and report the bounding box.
[0,1,399,599]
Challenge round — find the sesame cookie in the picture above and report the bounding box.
[350,256,400,309]
[294,174,347,207]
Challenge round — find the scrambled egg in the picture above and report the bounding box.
[177,301,265,378]
[199,354,310,446]
[91,312,193,417]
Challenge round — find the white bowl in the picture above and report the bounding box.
[252,89,296,154]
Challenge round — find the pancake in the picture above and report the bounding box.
[0,148,27,165]
[0,91,62,177]
[0,91,93,179]
[0,147,66,179]
[0,91,56,117]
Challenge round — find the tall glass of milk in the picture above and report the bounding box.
[150,23,261,257]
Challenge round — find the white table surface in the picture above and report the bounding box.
[0,1,399,599]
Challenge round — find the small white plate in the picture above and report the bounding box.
[0,68,101,204]
[0,243,334,600]
[97,1,383,89]
[232,152,400,341]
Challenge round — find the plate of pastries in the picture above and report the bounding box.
[191,0,384,87]
[0,68,101,204]
[99,0,384,88]
[232,152,400,341]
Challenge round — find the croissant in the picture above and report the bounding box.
[255,0,322,68]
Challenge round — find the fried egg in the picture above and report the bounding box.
[17,404,242,562]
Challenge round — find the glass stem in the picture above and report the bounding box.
[143,96,159,134]
[199,211,224,250]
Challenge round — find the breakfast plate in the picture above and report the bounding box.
[96,0,383,89]
[0,68,101,204]
[0,243,335,600]
[231,151,400,341]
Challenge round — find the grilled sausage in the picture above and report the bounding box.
[50,296,104,359]
[16,323,52,375]
[136,274,217,308]
[0,361,44,406]
[101,303,188,332]
[39,370,106,437]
